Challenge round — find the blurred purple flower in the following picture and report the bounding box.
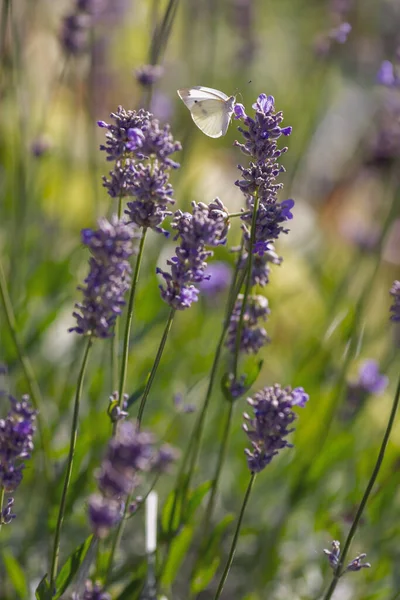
[70,216,136,338]
[390,280,400,321]
[72,579,111,600]
[199,262,232,296]
[158,199,229,310]
[342,360,388,421]
[377,60,397,87]
[31,137,51,158]
[356,360,388,394]
[88,421,176,537]
[226,294,270,354]
[330,22,351,43]
[135,64,164,87]
[243,384,309,473]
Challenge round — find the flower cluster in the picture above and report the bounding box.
[99,106,181,235]
[88,421,177,537]
[157,199,229,310]
[390,280,400,322]
[323,540,371,573]
[226,294,270,354]
[0,394,36,522]
[243,385,308,473]
[234,94,293,257]
[70,216,136,338]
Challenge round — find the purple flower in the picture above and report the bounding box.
[135,64,164,86]
[234,94,293,259]
[239,243,282,287]
[87,494,122,538]
[80,580,111,600]
[390,280,400,322]
[0,394,36,523]
[198,262,232,295]
[243,384,309,473]
[1,497,16,524]
[124,161,175,235]
[330,22,351,43]
[356,360,388,395]
[99,106,181,168]
[60,12,91,55]
[226,294,270,354]
[88,422,176,537]
[70,216,136,338]
[377,60,397,88]
[323,541,371,573]
[158,199,230,310]
[342,360,388,421]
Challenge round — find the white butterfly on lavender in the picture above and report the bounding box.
[177,86,236,138]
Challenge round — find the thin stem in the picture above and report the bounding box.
[0,259,51,482]
[213,472,256,600]
[136,307,175,429]
[181,264,246,512]
[0,486,5,530]
[228,211,250,219]
[233,192,259,378]
[322,371,400,600]
[49,337,93,594]
[203,401,235,535]
[105,496,130,585]
[114,228,148,433]
[111,196,126,393]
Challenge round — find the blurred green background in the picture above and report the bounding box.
[0,0,400,598]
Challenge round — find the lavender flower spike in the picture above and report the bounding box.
[390,280,400,322]
[88,421,177,537]
[0,394,36,524]
[158,199,230,310]
[70,216,136,338]
[243,385,308,473]
[226,294,270,354]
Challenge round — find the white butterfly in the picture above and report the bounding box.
[177,86,236,138]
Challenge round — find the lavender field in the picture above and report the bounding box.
[0,1,399,599]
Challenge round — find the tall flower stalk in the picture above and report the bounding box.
[213,385,308,598]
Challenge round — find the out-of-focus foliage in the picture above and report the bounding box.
[0,0,399,599]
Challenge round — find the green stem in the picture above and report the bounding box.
[111,197,126,393]
[0,259,51,482]
[105,496,130,585]
[213,472,256,600]
[322,371,400,600]
[49,337,92,594]
[0,486,5,530]
[233,192,259,378]
[180,262,246,513]
[203,401,235,535]
[114,228,148,433]
[228,211,250,219]
[136,307,175,429]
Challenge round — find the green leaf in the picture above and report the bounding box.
[35,574,50,600]
[53,535,95,599]
[190,555,220,594]
[160,526,194,587]
[2,550,29,598]
[127,385,146,408]
[184,480,212,522]
[160,488,183,536]
[115,576,145,600]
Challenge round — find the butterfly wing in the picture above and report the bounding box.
[189,99,233,138]
[177,86,230,110]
